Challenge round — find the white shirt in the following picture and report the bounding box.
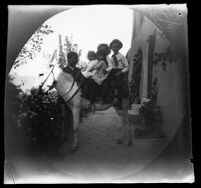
[109,52,129,73]
[81,59,98,78]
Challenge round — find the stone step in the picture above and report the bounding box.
[132,126,165,139]
[128,111,165,139]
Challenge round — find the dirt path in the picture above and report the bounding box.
[5,107,168,183]
[50,107,168,183]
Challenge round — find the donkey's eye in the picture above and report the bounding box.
[39,73,44,77]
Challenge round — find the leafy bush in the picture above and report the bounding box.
[5,82,70,151]
[139,100,163,126]
[128,48,142,104]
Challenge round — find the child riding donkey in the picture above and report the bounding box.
[81,44,113,111]
[81,50,98,112]
[94,40,132,145]
[108,39,129,110]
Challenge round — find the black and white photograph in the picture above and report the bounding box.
[4,4,193,183]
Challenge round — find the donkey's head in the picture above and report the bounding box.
[32,65,60,94]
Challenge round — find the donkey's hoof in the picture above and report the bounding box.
[54,152,65,161]
[127,140,133,147]
[69,145,78,153]
[48,150,64,161]
[117,138,123,145]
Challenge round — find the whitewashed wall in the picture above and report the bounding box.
[128,14,186,140]
[153,32,185,140]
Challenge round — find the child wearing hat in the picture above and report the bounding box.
[109,39,129,75]
[109,39,129,109]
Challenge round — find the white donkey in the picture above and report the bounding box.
[33,54,134,153]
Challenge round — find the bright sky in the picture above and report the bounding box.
[45,5,133,62]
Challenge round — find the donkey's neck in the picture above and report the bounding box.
[55,71,76,100]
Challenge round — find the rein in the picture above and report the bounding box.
[61,80,75,98]
[65,83,81,104]
[39,65,56,90]
[39,50,57,91]
[38,64,81,104]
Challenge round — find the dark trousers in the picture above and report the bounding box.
[80,76,98,103]
[85,77,110,103]
[88,78,98,103]
[80,76,90,97]
[109,69,129,98]
[108,69,129,109]
[99,77,113,101]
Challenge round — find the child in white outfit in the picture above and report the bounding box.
[81,51,98,79]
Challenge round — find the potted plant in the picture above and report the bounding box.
[139,100,163,132]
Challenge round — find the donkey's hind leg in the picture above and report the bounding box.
[122,98,134,147]
[116,120,126,145]
[116,109,127,145]
[127,121,134,146]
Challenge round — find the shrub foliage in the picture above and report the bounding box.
[5,82,70,151]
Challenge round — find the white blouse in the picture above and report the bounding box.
[81,59,98,78]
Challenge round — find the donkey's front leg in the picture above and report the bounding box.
[70,103,81,153]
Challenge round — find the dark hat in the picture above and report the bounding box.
[97,44,111,56]
[109,39,123,49]
[67,51,78,59]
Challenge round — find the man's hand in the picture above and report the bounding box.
[102,69,108,75]
[115,71,122,76]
